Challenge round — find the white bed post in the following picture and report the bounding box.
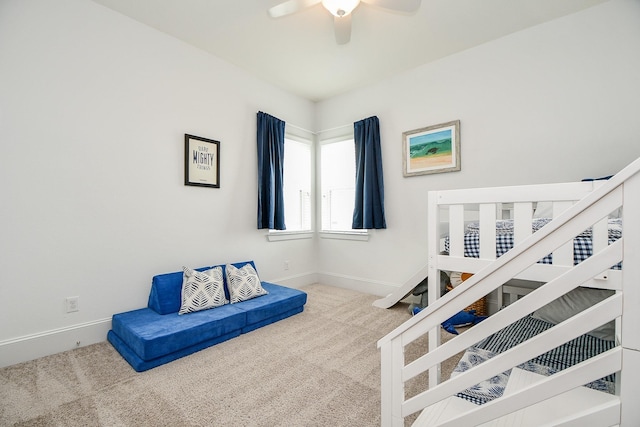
[380,338,404,427]
[427,191,441,388]
[620,170,640,425]
[479,204,498,310]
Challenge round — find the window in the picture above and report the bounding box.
[320,137,363,234]
[282,137,312,231]
[268,134,312,240]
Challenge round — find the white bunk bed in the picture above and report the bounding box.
[377,157,640,426]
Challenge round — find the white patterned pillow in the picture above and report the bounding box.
[179,266,228,315]
[226,263,268,304]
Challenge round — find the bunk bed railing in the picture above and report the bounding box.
[378,157,640,426]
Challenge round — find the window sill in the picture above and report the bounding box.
[319,231,369,241]
[266,230,370,242]
[267,231,314,242]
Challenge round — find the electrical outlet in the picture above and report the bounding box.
[66,296,79,313]
[284,260,290,270]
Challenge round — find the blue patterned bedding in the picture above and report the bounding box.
[444,218,622,268]
[450,315,616,405]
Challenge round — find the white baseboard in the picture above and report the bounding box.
[315,272,397,297]
[0,318,112,368]
[316,272,502,314]
[268,272,318,289]
[276,269,505,320]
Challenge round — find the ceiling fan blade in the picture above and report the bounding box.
[333,14,352,45]
[361,0,420,13]
[268,0,322,18]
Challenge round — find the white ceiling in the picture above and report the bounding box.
[91,0,608,102]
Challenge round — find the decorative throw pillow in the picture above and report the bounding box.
[179,266,228,315]
[226,263,268,304]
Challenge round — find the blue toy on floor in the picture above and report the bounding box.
[412,306,487,335]
[409,271,487,334]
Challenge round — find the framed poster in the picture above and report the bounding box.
[402,120,460,177]
[184,134,220,188]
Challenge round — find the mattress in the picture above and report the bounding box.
[450,315,616,405]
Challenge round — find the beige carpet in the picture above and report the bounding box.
[0,284,463,426]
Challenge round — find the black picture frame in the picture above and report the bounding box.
[184,134,220,188]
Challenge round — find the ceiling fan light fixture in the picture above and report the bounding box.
[322,0,360,17]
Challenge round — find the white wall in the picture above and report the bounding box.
[0,0,316,366]
[2,0,639,368]
[315,0,640,295]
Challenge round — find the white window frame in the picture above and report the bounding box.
[267,127,314,242]
[318,133,369,241]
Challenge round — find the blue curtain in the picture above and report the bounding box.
[257,111,286,230]
[353,116,386,229]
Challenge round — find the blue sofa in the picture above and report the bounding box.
[107,261,307,372]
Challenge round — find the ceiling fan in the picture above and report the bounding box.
[268,0,421,45]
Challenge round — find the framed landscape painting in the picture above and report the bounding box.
[402,120,460,177]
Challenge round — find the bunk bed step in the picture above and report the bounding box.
[413,368,619,427]
[484,368,619,426]
[412,395,477,426]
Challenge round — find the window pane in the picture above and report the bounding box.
[282,138,312,231]
[321,139,356,231]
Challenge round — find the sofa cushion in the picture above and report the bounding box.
[233,282,307,332]
[148,266,211,315]
[179,266,228,314]
[226,263,268,303]
[111,304,246,361]
[107,329,241,372]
